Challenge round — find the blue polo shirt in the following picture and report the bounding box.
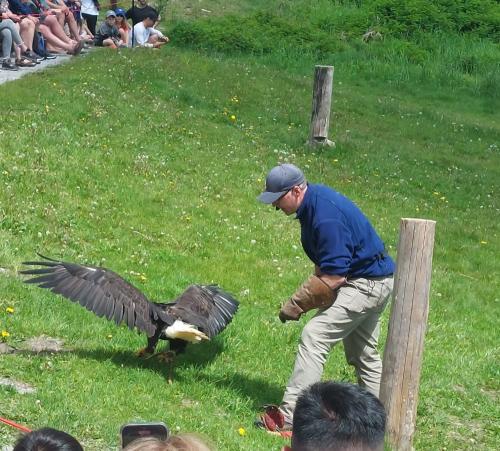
[296,184,395,278]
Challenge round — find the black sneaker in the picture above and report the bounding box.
[23,51,44,64]
[1,60,18,71]
[34,51,57,60]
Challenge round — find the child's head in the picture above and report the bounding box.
[143,12,158,28]
[105,10,117,25]
[115,7,126,22]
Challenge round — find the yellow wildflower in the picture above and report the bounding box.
[238,427,246,436]
[6,307,14,314]
[1,330,10,338]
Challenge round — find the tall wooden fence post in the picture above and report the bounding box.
[380,218,436,450]
[309,65,335,147]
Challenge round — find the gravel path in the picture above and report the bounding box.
[0,54,73,86]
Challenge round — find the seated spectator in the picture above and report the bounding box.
[123,434,213,451]
[17,0,83,55]
[114,7,129,46]
[94,10,123,48]
[0,18,36,69]
[44,0,82,43]
[131,12,168,48]
[287,381,386,451]
[13,427,83,451]
[7,0,48,63]
[125,0,158,27]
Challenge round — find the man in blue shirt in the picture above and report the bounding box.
[256,163,394,435]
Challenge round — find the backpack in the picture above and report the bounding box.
[32,31,47,57]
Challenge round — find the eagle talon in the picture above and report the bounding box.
[136,348,154,358]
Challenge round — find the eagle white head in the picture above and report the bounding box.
[163,320,209,343]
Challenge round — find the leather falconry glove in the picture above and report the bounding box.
[279,275,345,322]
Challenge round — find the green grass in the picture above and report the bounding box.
[0,4,499,449]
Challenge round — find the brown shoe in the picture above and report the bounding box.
[15,57,36,67]
[71,40,84,56]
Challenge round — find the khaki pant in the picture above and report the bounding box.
[280,275,393,423]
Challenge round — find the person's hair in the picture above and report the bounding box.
[144,12,158,23]
[13,427,83,451]
[123,434,212,451]
[291,382,386,451]
[116,16,130,31]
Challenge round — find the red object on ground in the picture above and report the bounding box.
[0,416,32,433]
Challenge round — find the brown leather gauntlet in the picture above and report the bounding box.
[279,275,344,322]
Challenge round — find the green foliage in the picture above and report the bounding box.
[369,0,500,39]
[172,11,348,55]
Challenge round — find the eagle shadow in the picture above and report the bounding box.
[72,337,225,379]
[71,342,282,408]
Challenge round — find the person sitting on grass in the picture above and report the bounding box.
[13,427,83,451]
[18,0,84,55]
[114,7,129,47]
[131,11,168,48]
[4,0,45,62]
[44,0,82,44]
[0,18,36,69]
[94,10,123,49]
[284,382,387,451]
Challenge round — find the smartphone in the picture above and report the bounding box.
[120,422,169,448]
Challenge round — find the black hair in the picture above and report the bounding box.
[145,12,158,22]
[291,382,386,451]
[13,427,83,451]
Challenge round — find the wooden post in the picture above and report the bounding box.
[309,65,335,147]
[380,218,436,450]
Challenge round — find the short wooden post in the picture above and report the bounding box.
[380,218,436,450]
[309,65,335,147]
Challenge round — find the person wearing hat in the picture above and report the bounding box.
[256,163,395,435]
[93,10,123,48]
[114,7,130,46]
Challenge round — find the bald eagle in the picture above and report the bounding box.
[20,255,239,381]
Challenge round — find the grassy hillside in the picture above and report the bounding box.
[1,1,499,449]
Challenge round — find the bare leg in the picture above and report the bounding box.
[44,16,74,45]
[19,18,35,51]
[39,24,75,53]
[66,13,81,41]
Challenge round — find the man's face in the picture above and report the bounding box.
[106,16,116,25]
[272,187,301,216]
[144,17,154,27]
[138,0,147,6]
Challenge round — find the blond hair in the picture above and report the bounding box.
[123,434,213,451]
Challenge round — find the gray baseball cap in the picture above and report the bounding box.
[257,163,305,204]
[106,10,117,17]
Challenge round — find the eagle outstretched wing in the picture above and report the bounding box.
[20,256,240,342]
[20,256,160,337]
[167,285,240,338]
